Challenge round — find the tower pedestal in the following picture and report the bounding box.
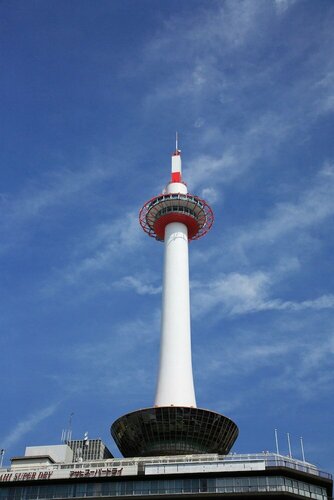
[111,407,238,457]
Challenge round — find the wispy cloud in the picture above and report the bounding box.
[274,0,299,14]
[0,164,114,254]
[186,112,293,191]
[136,0,334,199]
[192,271,270,317]
[114,274,161,295]
[192,271,334,318]
[0,165,111,226]
[233,164,334,254]
[191,161,334,275]
[64,213,141,279]
[49,311,161,404]
[41,211,143,295]
[196,319,334,402]
[2,403,59,449]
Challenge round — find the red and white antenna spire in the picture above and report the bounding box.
[171,132,182,183]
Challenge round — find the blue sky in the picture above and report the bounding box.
[0,0,333,473]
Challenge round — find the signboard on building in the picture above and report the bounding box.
[0,464,138,483]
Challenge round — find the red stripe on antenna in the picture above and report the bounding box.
[171,172,181,182]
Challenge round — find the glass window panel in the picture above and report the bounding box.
[174,479,182,492]
[150,480,160,494]
[101,482,111,495]
[119,481,127,495]
[75,483,86,496]
[38,485,49,498]
[140,481,150,493]
[199,478,207,492]
[86,483,95,496]
[133,481,142,493]
[11,489,21,500]
[191,479,199,491]
[249,477,258,486]
[0,489,9,499]
[183,478,192,492]
[2,489,14,500]
[221,478,232,487]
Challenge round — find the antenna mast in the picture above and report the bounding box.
[61,412,74,443]
[274,429,280,455]
[287,433,292,458]
[300,436,306,462]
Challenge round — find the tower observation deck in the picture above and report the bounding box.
[111,145,238,457]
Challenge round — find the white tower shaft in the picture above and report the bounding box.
[154,155,196,408]
[155,221,196,407]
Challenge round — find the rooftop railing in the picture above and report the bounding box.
[0,453,332,481]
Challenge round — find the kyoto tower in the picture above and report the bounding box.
[111,140,238,457]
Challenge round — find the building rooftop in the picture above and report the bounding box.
[0,452,331,480]
[1,452,332,499]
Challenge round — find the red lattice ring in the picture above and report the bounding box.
[139,193,214,241]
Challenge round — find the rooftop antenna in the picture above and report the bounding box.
[68,412,74,442]
[61,412,74,443]
[274,428,280,455]
[300,436,306,462]
[287,432,292,458]
[0,449,5,468]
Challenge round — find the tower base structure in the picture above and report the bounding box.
[111,407,238,457]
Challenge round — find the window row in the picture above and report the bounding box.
[0,475,328,500]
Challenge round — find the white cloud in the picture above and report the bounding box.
[274,0,299,14]
[42,211,143,295]
[54,312,161,399]
[232,164,334,254]
[115,275,161,295]
[0,164,114,255]
[192,271,270,317]
[71,311,160,364]
[260,294,334,312]
[196,319,334,401]
[0,165,111,226]
[200,187,219,204]
[135,0,334,199]
[2,403,59,449]
[185,110,294,192]
[192,271,334,318]
[66,213,141,276]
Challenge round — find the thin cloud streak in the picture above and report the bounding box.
[1,165,111,226]
[49,312,161,400]
[234,165,334,253]
[41,211,144,296]
[114,275,161,296]
[0,164,114,255]
[2,403,60,449]
[196,322,334,402]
